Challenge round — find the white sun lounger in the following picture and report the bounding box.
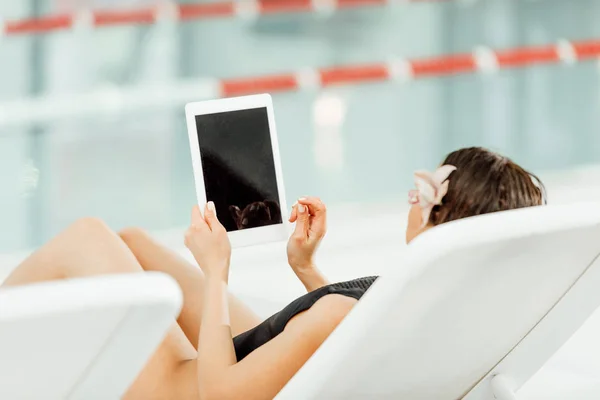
[276,203,600,400]
[0,272,182,400]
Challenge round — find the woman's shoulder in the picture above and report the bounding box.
[301,276,379,330]
[285,292,358,337]
[268,276,378,341]
[298,275,378,322]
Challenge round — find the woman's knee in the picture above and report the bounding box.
[59,218,144,277]
[5,218,117,285]
[67,217,114,240]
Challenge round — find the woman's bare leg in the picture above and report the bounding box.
[2,218,147,286]
[1,218,199,400]
[119,227,261,342]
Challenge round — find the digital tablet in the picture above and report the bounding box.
[185,94,289,248]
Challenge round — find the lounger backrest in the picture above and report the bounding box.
[276,203,600,399]
[0,272,182,400]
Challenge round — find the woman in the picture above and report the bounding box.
[1,147,545,400]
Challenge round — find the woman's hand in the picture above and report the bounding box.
[185,202,231,282]
[287,197,330,291]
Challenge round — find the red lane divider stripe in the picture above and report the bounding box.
[320,64,390,86]
[94,7,156,27]
[2,0,446,36]
[496,45,559,67]
[259,0,313,14]
[222,74,299,97]
[4,14,72,34]
[573,41,600,59]
[411,53,476,76]
[179,2,236,21]
[217,39,600,97]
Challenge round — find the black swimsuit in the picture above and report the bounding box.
[233,276,378,361]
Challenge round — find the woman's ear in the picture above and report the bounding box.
[406,205,421,243]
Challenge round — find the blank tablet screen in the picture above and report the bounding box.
[195,108,283,232]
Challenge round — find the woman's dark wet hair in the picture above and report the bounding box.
[429,147,546,226]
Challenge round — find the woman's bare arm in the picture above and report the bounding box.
[198,293,355,400]
[196,276,238,399]
[290,263,330,293]
[184,201,351,400]
[287,197,331,292]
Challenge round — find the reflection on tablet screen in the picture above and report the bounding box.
[195,108,283,232]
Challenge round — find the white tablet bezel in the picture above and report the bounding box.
[185,94,289,248]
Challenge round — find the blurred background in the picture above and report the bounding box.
[1,0,600,254]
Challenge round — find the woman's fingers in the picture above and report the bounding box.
[186,205,208,249]
[204,201,223,232]
[191,205,208,230]
[292,203,309,239]
[289,197,328,241]
[298,197,326,215]
[289,203,298,223]
[298,197,327,237]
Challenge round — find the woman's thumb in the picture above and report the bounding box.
[204,201,221,231]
